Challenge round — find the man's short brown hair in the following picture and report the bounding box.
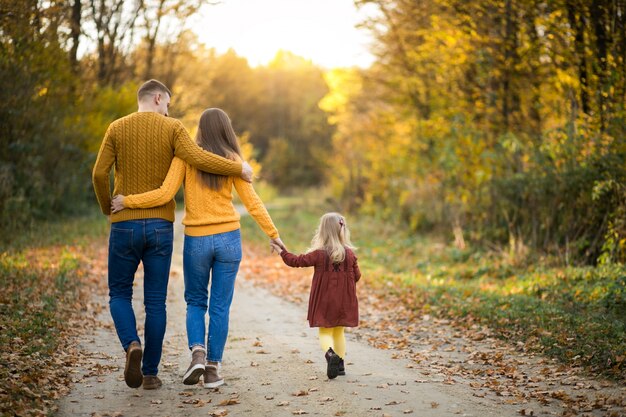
[137,79,172,101]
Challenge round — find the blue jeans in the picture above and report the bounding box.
[183,229,242,362]
[108,219,173,376]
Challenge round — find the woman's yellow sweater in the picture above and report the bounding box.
[123,157,278,238]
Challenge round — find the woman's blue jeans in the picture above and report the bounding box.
[183,229,242,362]
[108,219,173,377]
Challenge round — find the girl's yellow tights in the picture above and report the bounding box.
[318,326,346,358]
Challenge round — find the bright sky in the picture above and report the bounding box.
[189,0,377,68]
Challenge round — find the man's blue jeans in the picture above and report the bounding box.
[108,219,173,376]
[183,229,242,362]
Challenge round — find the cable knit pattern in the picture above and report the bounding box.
[123,156,279,238]
[92,112,243,223]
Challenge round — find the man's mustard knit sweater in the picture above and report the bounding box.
[122,157,279,239]
[92,112,242,223]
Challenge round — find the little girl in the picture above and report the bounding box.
[270,213,361,379]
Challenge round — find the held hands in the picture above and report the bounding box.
[270,237,287,254]
[111,195,126,214]
[241,161,254,183]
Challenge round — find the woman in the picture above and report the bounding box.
[111,108,284,388]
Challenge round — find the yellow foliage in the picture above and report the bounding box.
[319,68,362,125]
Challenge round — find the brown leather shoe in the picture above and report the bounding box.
[203,362,224,388]
[183,347,206,385]
[124,341,143,388]
[142,375,162,390]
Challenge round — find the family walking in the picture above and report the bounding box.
[91,80,362,390]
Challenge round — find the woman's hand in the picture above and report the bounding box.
[270,242,284,254]
[111,195,127,214]
[270,237,286,254]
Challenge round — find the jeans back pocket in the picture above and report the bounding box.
[155,227,174,257]
[218,230,242,262]
[110,228,134,258]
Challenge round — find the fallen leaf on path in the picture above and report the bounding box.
[253,340,263,347]
[431,402,439,408]
[256,350,270,354]
[334,412,346,416]
[292,410,308,415]
[308,387,319,392]
[250,362,259,367]
[385,400,402,405]
[218,398,240,406]
[518,409,534,416]
[277,401,290,406]
[182,398,210,406]
[182,398,199,404]
[292,390,308,397]
[321,397,334,402]
[151,400,162,405]
[209,409,228,417]
[308,376,318,380]
[403,410,414,414]
[291,349,300,353]
[178,391,193,397]
[94,395,104,399]
[261,381,271,385]
[265,395,274,400]
[370,406,382,410]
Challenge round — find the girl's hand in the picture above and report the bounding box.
[111,195,127,214]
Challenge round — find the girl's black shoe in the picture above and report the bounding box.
[325,348,341,379]
[338,358,345,376]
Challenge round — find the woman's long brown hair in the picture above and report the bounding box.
[195,108,242,190]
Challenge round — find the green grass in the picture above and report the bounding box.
[241,196,626,380]
[0,209,109,252]
[240,191,330,253]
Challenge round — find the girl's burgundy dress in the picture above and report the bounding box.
[280,248,361,328]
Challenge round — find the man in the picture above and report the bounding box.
[92,79,253,390]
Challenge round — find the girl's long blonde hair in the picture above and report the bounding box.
[307,212,355,263]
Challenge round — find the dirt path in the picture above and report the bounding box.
[56,216,611,417]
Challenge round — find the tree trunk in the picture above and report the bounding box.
[69,0,82,73]
[590,0,609,131]
[501,0,521,134]
[566,0,590,115]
